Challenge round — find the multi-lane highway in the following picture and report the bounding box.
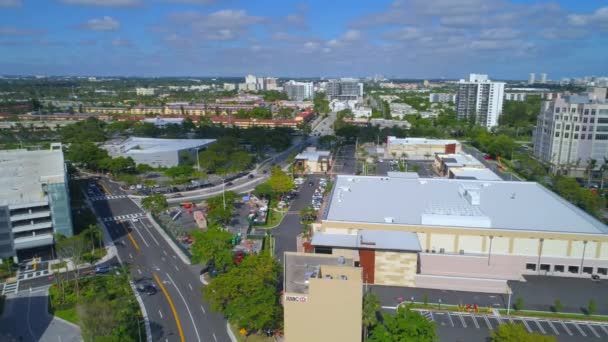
[86,178,231,342]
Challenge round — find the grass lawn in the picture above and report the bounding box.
[256,208,286,229]
[408,302,494,314]
[498,309,608,322]
[53,307,79,324]
[229,323,275,342]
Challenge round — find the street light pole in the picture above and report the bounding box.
[222,178,226,210]
[507,288,512,315]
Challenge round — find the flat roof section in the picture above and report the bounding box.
[284,252,354,294]
[324,175,608,235]
[437,153,484,168]
[312,230,421,252]
[450,168,502,181]
[387,136,460,146]
[0,148,65,206]
[105,137,216,154]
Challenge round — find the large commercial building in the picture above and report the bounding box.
[533,87,608,176]
[103,137,216,168]
[283,252,362,342]
[385,136,461,160]
[311,175,608,293]
[0,144,73,260]
[456,74,505,128]
[326,79,363,101]
[283,81,314,101]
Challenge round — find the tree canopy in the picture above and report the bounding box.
[267,166,294,195]
[368,306,437,342]
[198,137,252,175]
[190,226,234,271]
[141,194,168,214]
[203,254,282,332]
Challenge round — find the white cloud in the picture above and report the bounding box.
[163,0,217,4]
[568,7,608,30]
[167,9,265,41]
[61,0,140,6]
[383,27,422,41]
[84,16,120,31]
[0,26,42,36]
[343,29,361,41]
[0,0,21,7]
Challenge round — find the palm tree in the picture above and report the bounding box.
[362,292,381,340]
[600,157,608,190]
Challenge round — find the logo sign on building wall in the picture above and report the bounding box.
[285,295,308,303]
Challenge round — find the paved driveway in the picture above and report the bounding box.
[0,287,81,342]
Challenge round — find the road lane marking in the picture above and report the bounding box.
[159,310,163,319]
[471,314,480,329]
[166,272,201,342]
[483,315,492,329]
[153,273,185,342]
[137,269,142,275]
[599,325,608,336]
[560,321,573,336]
[129,253,133,259]
[520,319,533,333]
[534,320,546,334]
[142,223,160,246]
[458,313,467,328]
[587,324,600,338]
[188,283,192,291]
[163,250,168,256]
[201,305,206,314]
[447,313,454,327]
[572,322,586,337]
[174,264,179,271]
[213,332,218,342]
[546,320,559,335]
[132,224,150,247]
[121,222,140,252]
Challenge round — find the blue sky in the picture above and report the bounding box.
[0,0,607,79]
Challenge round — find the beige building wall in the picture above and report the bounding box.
[284,266,362,342]
[374,251,417,286]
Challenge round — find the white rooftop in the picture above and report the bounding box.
[324,175,608,235]
[105,137,215,155]
[437,153,484,168]
[450,168,502,181]
[0,148,66,206]
[295,147,331,162]
[387,136,460,146]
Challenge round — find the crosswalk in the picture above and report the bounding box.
[17,269,50,281]
[102,212,146,222]
[89,194,127,201]
[2,281,19,295]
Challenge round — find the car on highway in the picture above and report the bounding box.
[136,283,157,295]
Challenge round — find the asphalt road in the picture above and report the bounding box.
[462,145,522,181]
[0,287,81,342]
[88,178,231,342]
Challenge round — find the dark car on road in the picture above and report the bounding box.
[136,283,157,295]
[94,265,110,274]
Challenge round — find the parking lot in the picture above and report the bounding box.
[408,309,608,341]
[331,144,356,175]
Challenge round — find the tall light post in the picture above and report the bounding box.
[222,178,226,210]
[506,288,512,315]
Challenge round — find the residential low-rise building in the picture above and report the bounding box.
[135,87,156,96]
[283,252,362,342]
[294,147,332,174]
[103,137,215,168]
[504,92,527,102]
[385,136,461,160]
[0,143,73,261]
[352,106,372,118]
[389,102,417,119]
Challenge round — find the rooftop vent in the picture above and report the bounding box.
[337,256,345,265]
[384,217,394,223]
[340,275,348,280]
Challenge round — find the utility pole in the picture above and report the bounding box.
[222,178,226,210]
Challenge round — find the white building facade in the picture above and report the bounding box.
[456,74,505,128]
[283,81,314,101]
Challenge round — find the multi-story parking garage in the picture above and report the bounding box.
[311,175,608,292]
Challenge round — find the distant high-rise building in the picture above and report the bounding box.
[533,87,608,177]
[456,74,505,128]
[429,93,456,103]
[245,74,257,86]
[528,73,536,85]
[283,80,314,101]
[223,83,236,91]
[136,87,156,96]
[265,77,278,91]
[326,79,363,101]
[540,73,547,84]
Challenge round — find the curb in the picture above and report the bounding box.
[129,280,153,342]
[226,322,239,342]
[53,315,82,331]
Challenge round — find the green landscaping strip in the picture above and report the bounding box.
[498,309,608,322]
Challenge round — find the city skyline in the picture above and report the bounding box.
[0,0,607,78]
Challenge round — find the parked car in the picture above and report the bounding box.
[95,265,110,274]
[136,283,157,296]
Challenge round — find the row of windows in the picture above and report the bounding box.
[555,108,607,115]
[554,132,608,140]
[526,263,607,276]
[556,123,608,131]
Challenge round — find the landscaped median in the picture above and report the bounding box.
[48,270,144,341]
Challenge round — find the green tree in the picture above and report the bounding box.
[368,305,437,342]
[299,205,317,224]
[588,299,597,315]
[313,93,330,114]
[190,226,234,271]
[553,299,563,313]
[514,297,524,311]
[77,299,120,341]
[268,166,294,196]
[141,194,168,214]
[65,141,110,170]
[254,182,274,198]
[203,254,282,332]
[363,292,381,340]
[491,323,556,342]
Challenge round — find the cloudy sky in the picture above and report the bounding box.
[0,0,607,79]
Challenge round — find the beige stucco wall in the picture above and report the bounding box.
[374,251,417,286]
[283,266,362,342]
